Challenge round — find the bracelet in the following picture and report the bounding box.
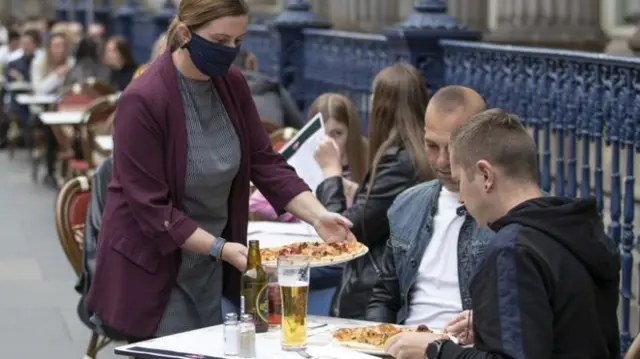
[209,237,227,260]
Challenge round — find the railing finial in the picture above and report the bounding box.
[389,0,468,31]
[275,0,330,27]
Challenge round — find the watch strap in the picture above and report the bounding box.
[426,339,447,359]
[209,237,227,260]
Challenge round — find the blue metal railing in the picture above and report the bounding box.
[58,0,640,352]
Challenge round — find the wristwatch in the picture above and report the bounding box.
[208,237,227,260]
[426,339,447,359]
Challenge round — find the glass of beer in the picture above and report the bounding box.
[277,255,310,351]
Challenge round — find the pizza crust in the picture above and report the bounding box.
[331,339,385,352]
[261,241,369,267]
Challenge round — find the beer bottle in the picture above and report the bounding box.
[240,240,269,333]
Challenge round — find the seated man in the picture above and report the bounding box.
[233,49,304,129]
[365,86,493,348]
[405,109,620,359]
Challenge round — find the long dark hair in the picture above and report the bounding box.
[107,35,137,68]
[368,63,433,185]
[75,37,100,62]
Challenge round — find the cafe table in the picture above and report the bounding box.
[115,316,382,359]
[5,81,32,92]
[16,93,58,106]
[39,111,85,126]
[95,135,113,152]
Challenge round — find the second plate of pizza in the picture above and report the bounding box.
[330,323,454,356]
[260,240,369,268]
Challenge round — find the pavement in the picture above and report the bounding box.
[0,150,120,358]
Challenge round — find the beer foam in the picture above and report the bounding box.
[277,278,309,287]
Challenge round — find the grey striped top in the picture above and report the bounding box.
[154,71,241,337]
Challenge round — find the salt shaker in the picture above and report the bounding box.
[238,314,256,358]
[224,312,240,356]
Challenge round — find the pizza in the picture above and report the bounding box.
[260,240,367,266]
[331,323,444,351]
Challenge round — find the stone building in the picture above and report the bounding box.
[2,0,638,55]
[243,0,640,55]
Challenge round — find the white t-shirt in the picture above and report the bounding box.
[404,187,464,331]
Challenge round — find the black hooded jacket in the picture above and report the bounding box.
[438,196,620,359]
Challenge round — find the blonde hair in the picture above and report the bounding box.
[150,32,168,61]
[308,93,369,185]
[43,32,70,76]
[166,0,249,51]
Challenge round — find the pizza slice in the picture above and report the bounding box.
[331,323,437,351]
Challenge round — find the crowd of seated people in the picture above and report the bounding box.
[0,17,138,187]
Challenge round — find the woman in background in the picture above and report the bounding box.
[249,92,368,222]
[30,32,74,187]
[64,36,111,87]
[31,32,74,94]
[103,35,137,91]
[314,63,434,319]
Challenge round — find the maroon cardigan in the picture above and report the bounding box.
[85,51,309,338]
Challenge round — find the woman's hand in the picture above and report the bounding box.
[221,242,248,272]
[55,64,70,77]
[313,212,356,243]
[314,136,342,178]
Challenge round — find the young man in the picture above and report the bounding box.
[368,86,494,358]
[417,108,620,358]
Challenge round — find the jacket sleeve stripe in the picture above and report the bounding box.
[495,224,526,359]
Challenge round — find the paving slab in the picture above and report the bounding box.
[0,151,119,358]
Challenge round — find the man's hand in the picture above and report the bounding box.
[385,332,448,359]
[444,310,474,345]
[313,212,356,243]
[220,242,248,272]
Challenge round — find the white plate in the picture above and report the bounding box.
[262,245,369,268]
[330,326,459,357]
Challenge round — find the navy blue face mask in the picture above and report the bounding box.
[185,32,239,77]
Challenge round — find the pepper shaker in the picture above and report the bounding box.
[238,314,256,358]
[224,312,240,356]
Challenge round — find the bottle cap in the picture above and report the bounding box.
[225,312,238,321]
[240,314,254,322]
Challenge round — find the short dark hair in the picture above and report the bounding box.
[22,28,41,47]
[429,85,486,115]
[450,108,538,183]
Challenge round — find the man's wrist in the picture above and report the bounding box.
[426,340,447,359]
[209,237,227,260]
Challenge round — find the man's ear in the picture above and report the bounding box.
[476,160,494,191]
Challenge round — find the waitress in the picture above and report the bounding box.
[85,0,355,343]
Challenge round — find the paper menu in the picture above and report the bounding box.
[279,113,326,193]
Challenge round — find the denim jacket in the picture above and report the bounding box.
[365,180,494,324]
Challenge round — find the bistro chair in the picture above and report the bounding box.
[39,79,114,183]
[55,176,116,358]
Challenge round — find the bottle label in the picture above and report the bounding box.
[254,284,269,323]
